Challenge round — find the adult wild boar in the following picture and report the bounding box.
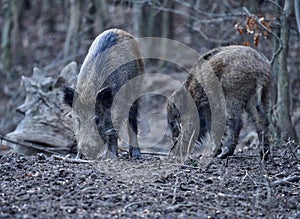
[167,45,271,159]
[64,29,144,159]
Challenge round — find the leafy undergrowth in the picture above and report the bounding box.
[0,144,299,218]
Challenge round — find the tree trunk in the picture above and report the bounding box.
[94,0,107,34]
[63,0,80,58]
[85,0,108,39]
[159,0,174,67]
[277,0,298,141]
[1,0,25,79]
[133,1,143,37]
[142,4,156,37]
[85,2,95,39]
[11,0,25,68]
[42,1,55,33]
[295,0,300,34]
[1,0,13,77]
[161,0,174,39]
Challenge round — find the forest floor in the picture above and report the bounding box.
[0,3,299,218]
[1,143,299,218]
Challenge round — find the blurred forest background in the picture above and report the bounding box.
[0,0,299,147]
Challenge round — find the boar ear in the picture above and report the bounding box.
[63,86,75,107]
[96,87,113,108]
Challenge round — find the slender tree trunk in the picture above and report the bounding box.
[159,0,174,67]
[142,4,156,37]
[295,0,300,34]
[63,0,80,58]
[161,0,173,39]
[277,0,298,141]
[94,0,107,34]
[1,0,13,77]
[270,0,281,139]
[1,0,25,79]
[42,1,55,33]
[133,1,143,37]
[11,0,25,67]
[85,2,95,39]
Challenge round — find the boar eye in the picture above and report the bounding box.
[96,87,113,108]
[94,116,100,126]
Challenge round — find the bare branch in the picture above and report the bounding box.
[189,24,237,44]
[150,0,243,22]
[242,7,283,65]
[172,0,243,18]
[265,0,283,10]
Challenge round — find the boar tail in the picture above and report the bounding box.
[256,83,264,114]
[255,82,269,122]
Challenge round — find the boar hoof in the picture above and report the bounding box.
[129,146,141,158]
[217,146,235,159]
[212,148,222,157]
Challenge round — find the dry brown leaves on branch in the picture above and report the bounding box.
[234,15,273,47]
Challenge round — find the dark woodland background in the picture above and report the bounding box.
[0,0,299,144]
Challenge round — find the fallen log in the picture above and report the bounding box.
[3,62,77,155]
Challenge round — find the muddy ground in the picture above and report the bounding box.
[0,143,299,219]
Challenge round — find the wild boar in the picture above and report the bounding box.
[167,45,271,159]
[63,28,144,159]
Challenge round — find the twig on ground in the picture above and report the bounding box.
[254,187,261,208]
[241,170,258,186]
[166,203,194,212]
[230,154,259,159]
[163,162,201,169]
[172,174,179,204]
[217,192,245,199]
[53,154,94,164]
[141,152,168,157]
[187,129,196,155]
[123,201,157,211]
[271,175,300,186]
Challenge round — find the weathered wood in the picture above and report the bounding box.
[4,62,77,155]
[277,0,298,141]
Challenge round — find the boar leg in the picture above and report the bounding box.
[218,100,243,158]
[246,95,270,160]
[128,100,141,158]
[255,109,270,160]
[106,130,118,158]
[197,105,211,142]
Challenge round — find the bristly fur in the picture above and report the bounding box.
[167,45,271,160]
[93,31,118,58]
[64,28,144,159]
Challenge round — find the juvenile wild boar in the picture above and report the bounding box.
[64,29,144,159]
[167,45,271,159]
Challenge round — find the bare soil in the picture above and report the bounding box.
[1,144,299,218]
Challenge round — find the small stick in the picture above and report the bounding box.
[271,175,300,186]
[172,174,179,204]
[123,201,157,211]
[53,154,94,164]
